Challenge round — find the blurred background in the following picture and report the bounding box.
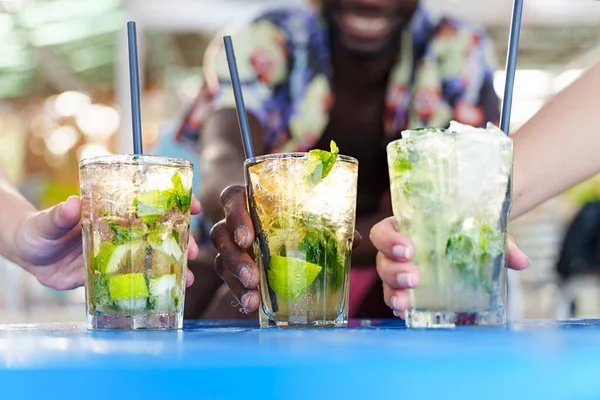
[0,0,599,323]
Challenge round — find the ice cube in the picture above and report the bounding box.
[93,217,115,244]
[401,127,444,140]
[453,130,512,217]
[299,160,357,224]
[485,122,509,138]
[448,120,481,135]
[249,157,311,219]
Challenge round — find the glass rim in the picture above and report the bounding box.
[79,154,194,169]
[243,152,358,167]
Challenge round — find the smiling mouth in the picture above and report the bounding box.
[339,12,397,40]
[346,14,389,32]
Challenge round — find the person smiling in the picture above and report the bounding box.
[176,0,501,318]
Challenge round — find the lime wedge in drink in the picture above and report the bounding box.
[109,273,149,300]
[93,242,116,272]
[148,226,183,261]
[108,273,149,313]
[267,255,322,302]
[133,189,178,224]
[94,241,145,274]
[132,172,192,224]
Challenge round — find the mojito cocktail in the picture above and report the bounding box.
[80,155,193,330]
[245,142,358,328]
[387,121,513,328]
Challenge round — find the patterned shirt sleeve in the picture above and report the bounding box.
[174,18,289,151]
[456,30,500,127]
[435,21,501,129]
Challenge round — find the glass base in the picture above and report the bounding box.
[87,313,183,330]
[406,308,506,329]
[259,306,347,329]
[260,319,348,329]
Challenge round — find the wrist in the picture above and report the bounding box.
[5,209,37,270]
[0,172,38,258]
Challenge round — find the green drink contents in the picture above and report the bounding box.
[245,142,358,328]
[79,155,193,330]
[387,121,513,328]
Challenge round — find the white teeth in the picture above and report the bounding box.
[345,14,389,32]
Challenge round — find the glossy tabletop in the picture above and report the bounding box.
[1,319,599,399]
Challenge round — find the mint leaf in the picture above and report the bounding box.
[445,220,504,290]
[296,217,346,292]
[179,189,192,213]
[172,172,185,195]
[109,222,146,244]
[304,140,340,186]
[91,273,113,308]
[393,155,412,174]
[412,127,444,134]
[132,173,192,222]
[139,214,162,225]
[171,172,192,213]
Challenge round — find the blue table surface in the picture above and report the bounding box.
[1,319,600,399]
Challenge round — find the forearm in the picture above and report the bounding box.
[511,62,600,220]
[198,108,265,223]
[0,167,36,263]
[199,163,244,223]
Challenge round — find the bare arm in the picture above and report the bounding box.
[510,62,600,220]
[0,166,85,289]
[198,109,265,223]
[0,166,37,263]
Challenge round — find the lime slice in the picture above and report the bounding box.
[133,189,178,223]
[93,242,116,272]
[148,231,183,261]
[93,230,103,257]
[94,242,145,274]
[108,273,149,300]
[132,172,191,220]
[267,255,322,303]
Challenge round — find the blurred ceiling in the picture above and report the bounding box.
[0,0,599,100]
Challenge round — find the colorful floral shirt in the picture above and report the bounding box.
[175,4,500,153]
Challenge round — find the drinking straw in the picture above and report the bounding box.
[222,36,277,312]
[127,21,143,155]
[499,0,524,135]
[492,0,523,309]
[223,35,255,159]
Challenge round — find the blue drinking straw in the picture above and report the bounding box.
[499,0,524,135]
[222,35,277,312]
[492,0,523,309]
[127,21,143,155]
[223,35,255,159]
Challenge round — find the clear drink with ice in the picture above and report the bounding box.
[79,155,193,330]
[387,122,513,328]
[245,142,358,328]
